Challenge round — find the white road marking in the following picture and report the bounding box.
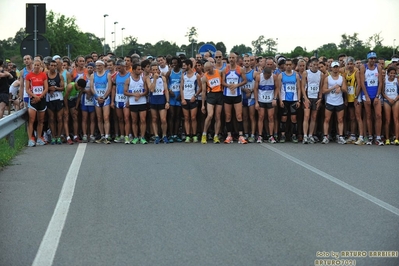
[32,144,87,266]
[262,144,399,217]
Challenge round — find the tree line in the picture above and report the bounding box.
[0,11,396,67]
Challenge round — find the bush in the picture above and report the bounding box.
[0,125,28,167]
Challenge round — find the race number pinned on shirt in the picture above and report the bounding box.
[347,86,354,95]
[115,93,127,102]
[84,95,94,106]
[32,86,43,96]
[307,83,319,98]
[285,84,296,93]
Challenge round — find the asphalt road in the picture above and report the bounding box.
[1,141,398,266]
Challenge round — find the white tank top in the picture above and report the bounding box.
[384,77,398,100]
[258,73,275,103]
[306,69,321,99]
[128,75,146,105]
[326,75,344,106]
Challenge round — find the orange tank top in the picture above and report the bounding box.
[205,69,222,93]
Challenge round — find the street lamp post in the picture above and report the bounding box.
[103,14,108,55]
[394,39,396,56]
[114,21,118,54]
[111,32,114,50]
[121,27,125,57]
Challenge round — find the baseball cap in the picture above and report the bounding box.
[331,61,340,67]
[87,62,95,68]
[367,51,377,59]
[52,55,61,60]
[392,58,399,62]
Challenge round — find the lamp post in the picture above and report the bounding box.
[276,38,279,55]
[394,39,396,56]
[103,14,108,55]
[114,21,118,54]
[111,32,114,50]
[121,27,125,57]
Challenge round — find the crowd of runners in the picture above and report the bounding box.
[1,49,399,146]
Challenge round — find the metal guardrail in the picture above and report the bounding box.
[0,108,27,147]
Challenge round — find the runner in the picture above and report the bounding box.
[146,62,170,144]
[180,59,202,143]
[201,62,224,144]
[254,67,278,143]
[222,52,248,144]
[344,57,364,145]
[301,58,323,144]
[19,55,33,107]
[165,57,183,142]
[46,60,64,145]
[25,59,48,146]
[124,63,148,144]
[276,58,301,143]
[241,55,257,142]
[382,66,399,145]
[360,51,384,145]
[91,60,113,144]
[321,61,347,144]
[111,60,131,143]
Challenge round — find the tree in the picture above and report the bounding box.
[215,42,227,56]
[264,38,277,55]
[185,26,198,57]
[230,44,252,55]
[252,35,266,55]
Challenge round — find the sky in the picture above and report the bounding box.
[0,0,398,56]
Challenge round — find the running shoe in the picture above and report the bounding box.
[385,139,391,145]
[201,135,207,144]
[36,137,46,146]
[50,138,56,145]
[140,137,148,144]
[338,136,347,144]
[155,136,160,144]
[185,136,191,143]
[268,136,277,144]
[313,135,319,142]
[131,137,139,144]
[125,136,130,144]
[213,135,220,144]
[96,137,105,144]
[291,135,298,143]
[395,139,399,145]
[67,138,74,145]
[74,136,82,143]
[354,137,364,145]
[238,136,248,144]
[375,138,384,146]
[257,136,263,143]
[302,136,308,144]
[168,136,174,143]
[163,136,169,144]
[192,136,198,143]
[224,135,233,144]
[28,139,36,147]
[82,135,88,143]
[173,135,182,142]
[89,135,96,143]
[104,138,111,144]
[56,137,62,145]
[114,136,123,143]
[280,135,286,143]
[366,137,373,145]
[308,136,315,144]
[248,135,255,143]
[321,136,329,144]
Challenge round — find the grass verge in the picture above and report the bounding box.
[0,124,28,168]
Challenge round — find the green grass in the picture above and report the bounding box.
[0,125,28,167]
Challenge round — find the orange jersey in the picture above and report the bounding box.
[205,69,222,93]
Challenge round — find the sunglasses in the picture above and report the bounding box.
[215,56,222,59]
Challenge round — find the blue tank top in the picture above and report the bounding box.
[93,72,108,98]
[242,69,255,100]
[364,64,379,99]
[169,69,182,97]
[115,72,130,102]
[281,71,297,101]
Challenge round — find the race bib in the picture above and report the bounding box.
[285,84,296,93]
[49,91,62,101]
[366,77,377,87]
[209,78,220,87]
[84,95,94,106]
[153,87,163,96]
[307,83,319,98]
[32,86,43,95]
[170,83,180,92]
[97,89,106,96]
[347,86,354,95]
[115,93,127,102]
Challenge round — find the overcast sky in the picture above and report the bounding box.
[1,0,398,56]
